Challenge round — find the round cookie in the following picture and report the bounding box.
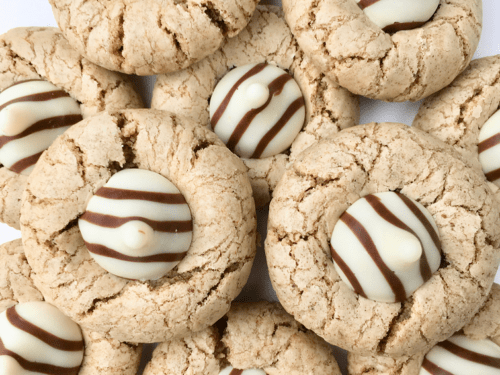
[49,0,260,75]
[0,239,143,375]
[0,27,143,230]
[20,109,257,343]
[152,5,359,207]
[281,0,482,102]
[265,122,500,357]
[143,301,342,375]
[413,55,500,190]
[347,283,500,374]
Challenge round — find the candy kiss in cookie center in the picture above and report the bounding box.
[220,366,267,375]
[478,109,500,187]
[330,192,442,303]
[209,63,305,159]
[78,169,193,281]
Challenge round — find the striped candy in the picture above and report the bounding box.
[330,192,441,303]
[219,366,267,375]
[209,63,305,159]
[420,334,500,375]
[0,301,84,375]
[79,169,193,280]
[0,79,82,175]
[356,0,440,33]
[478,109,500,187]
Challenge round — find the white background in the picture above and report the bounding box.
[0,0,499,373]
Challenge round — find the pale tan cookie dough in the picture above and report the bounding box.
[265,122,500,358]
[347,283,500,374]
[0,239,143,375]
[49,0,260,75]
[152,5,359,207]
[20,109,257,343]
[144,301,341,375]
[0,27,143,230]
[281,0,482,102]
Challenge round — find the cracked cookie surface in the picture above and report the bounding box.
[20,109,257,343]
[0,27,143,230]
[265,122,500,357]
[144,301,341,375]
[152,5,359,207]
[347,283,500,374]
[281,0,482,102]
[49,0,260,75]
[0,239,143,375]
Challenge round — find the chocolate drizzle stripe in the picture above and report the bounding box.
[365,195,432,284]
[0,90,70,112]
[85,242,188,263]
[95,187,187,204]
[382,21,427,33]
[251,96,305,159]
[6,306,84,351]
[9,151,43,174]
[226,74,294,153]
[229,370,244,375]
[4,79,45,90]
[478,133,500,154]
[330,244,367,299]
[0,337,81,375]
[211,63,267,130]
[421,357,454,375]
[486,167,500,182]
[357,0,381,10]
[341,211,406,302]
[438,339,500,369]
[80,211,193,233]
[0,114,82,149]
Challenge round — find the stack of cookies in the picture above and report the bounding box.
[0,0,499,374]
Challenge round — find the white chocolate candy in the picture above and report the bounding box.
[0,79,82,175]
[356,0,440,33]
[79,169,193,281]
[478,109,500,187]
[0,301,84,375]
[210,63,305,159]
[420,334,500,375]
[330,192,442,303]
[219,366,267,375]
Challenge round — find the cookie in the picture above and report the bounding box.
[49,0,260,75]
[281,0,482,101]
[347,283,500,374]
[0,27,143,230]
[413,55,500,187]
[265,122,500,357]
[152,5,359,207]
[143,301,341,375]
[0,239,143,375]
[20,109,257,343]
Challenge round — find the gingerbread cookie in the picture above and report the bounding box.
[152,5,359,206]
[20,109,257,343]
[49,0,260,75]
[347,283,500,374]
[265,122,500,357]
[281,0,482,101]
[143,301,341,375]
[413,55,500,193]
[0,27,143,230]
[0,239,142,375]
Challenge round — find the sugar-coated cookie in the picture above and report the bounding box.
[0,239,143,375]
[152,5,359,207]
[347,283,500,374]
[265,122,500,357]
[49,0,260,75]
[0,27,143,230]
[281,0,482,101]
[20,109,257,343]
[143,301,341,375]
